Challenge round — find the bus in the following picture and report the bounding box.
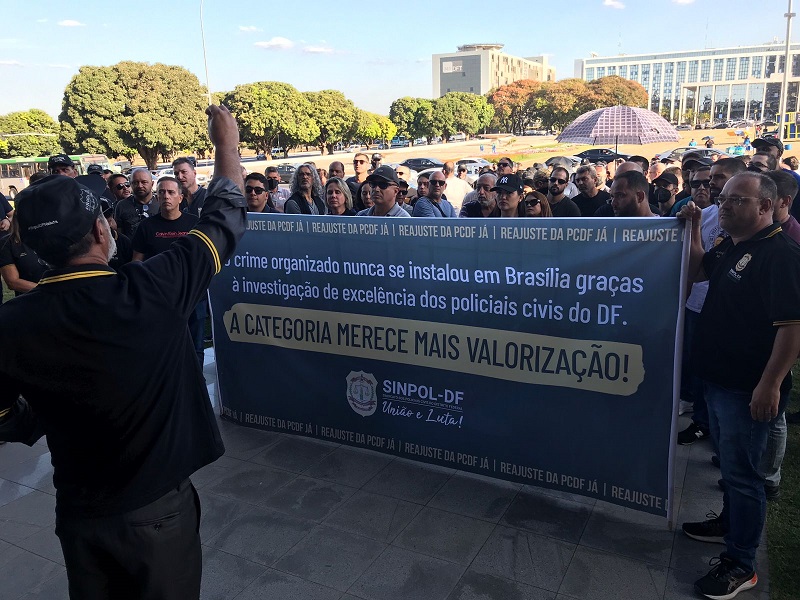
[0,154,112,200]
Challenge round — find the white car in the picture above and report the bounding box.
[414,167,477,185]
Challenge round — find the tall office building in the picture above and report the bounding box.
[574,42,800,123]
[432,44,556,98]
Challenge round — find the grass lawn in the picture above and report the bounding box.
[766,363,800,600]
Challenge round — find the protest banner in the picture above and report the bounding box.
[209,216,688,517]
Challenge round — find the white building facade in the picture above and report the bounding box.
[574,43,800,123]
[433,44,556,98]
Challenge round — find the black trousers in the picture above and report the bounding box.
[55,480,202,600]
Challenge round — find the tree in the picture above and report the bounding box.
[530,79,594,131]
[304,90,357,155]
[348,109,380,144]
[374,114,397,145]
[389,97,419,140]
[487,80,541,134]
[0,109,61,158]
[412,99,435,143]
[224,82,318,158]
[59,62,208,169]
[588,76,648,108]
[430,93,493,141]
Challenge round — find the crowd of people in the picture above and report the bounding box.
[1,129,800,600]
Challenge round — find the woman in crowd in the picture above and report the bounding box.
[493,174,529,217]
[354,181,373,212]
[524,191,552,217]
[325,178,356,216]
[0,216,47,296]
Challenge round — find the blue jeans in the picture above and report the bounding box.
[705,381,789,571]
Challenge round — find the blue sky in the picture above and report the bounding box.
[0,0,795,119]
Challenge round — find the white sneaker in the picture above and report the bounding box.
[679,400,694,416]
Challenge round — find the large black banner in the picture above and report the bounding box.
[209,216,688,516]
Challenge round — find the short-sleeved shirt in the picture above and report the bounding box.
[549,196,581,217]
[573,190,610,217]
[132,213,199,260]
[0,235,47,295]
[695,222,800,393]
[412,196,457,217]
[357,202,411,217]
[114,196,160,238]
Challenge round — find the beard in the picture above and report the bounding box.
[101,216,117,262]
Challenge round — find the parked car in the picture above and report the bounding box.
[275,163,297,183]
[400,157,445,172]
[574,148,630,163]
[676,124,693,131]
[457,157,491,168]
[413,138,427,146]
[390,136,410,148]
[449,133,467,142]
[711,123,730,129]
[414,166,477,185]
[657,147,731,163]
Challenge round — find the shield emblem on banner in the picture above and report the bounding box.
[346,371,378,416]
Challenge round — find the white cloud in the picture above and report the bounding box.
[254,37,294,50]
[303,46,333,54]
[603,0,625,7]
[58,19,85,27]
[0,59,23,66]
[46,63,71,69]
[239,25,261,32]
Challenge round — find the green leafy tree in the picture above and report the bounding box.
[431,93,492,141]
[304,90,357,155]
[59,62,207,169]
[224,82,318,158]
[374,114,397,145]
[530,79,594,131]
[389,97,419,140]
[0,109,61,158]
[431,95,458,142]
[348,109,380,144]
[413,99,436,143]
[588,76,649,108]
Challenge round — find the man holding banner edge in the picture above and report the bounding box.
[678,172,800,599]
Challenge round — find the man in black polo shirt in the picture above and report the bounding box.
[174,156,207,216]
[678,172,800,599]
[132,177,198,260]
[114,167,159,238]
[0,104,246,600]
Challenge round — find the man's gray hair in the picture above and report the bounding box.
[290,163,324,199]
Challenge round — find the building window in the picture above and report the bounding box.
[586,67,595,80]
[597,66,606,78]
[725,58,736,80]
[641,64,650,88]
[752,56,763,78]
[608,66,616,76]
[793,54,800,77]
[470,86,474,92]
[713,58,723,80]
[766,55,776,77]
[688,60,698,82]
[676,61,686,82]
[630,65,639,81]
[700,59,711,82]
[738,56,750,79]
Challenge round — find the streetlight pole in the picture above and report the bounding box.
[778,0,795,142]
[200,0,212,106]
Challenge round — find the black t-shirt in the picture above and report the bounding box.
[573,190,610,217]
[695,223,800,393]
[132,213,199,260]
[0,235,48,296]
[549,196,581,217]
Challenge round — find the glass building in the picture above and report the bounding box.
[574,43,800,123]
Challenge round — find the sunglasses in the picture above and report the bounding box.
[430,180,446,186]
[245,186,265,194]
[525,197,540,207]
[498,162,511,168]
[115,182,131,190]
[353,160,367,164]
[549,177,568,185]
[372,181,396,190]
[690,180,711,188]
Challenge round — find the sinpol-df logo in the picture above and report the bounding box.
[346,371,378,416]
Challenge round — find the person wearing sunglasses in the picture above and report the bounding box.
[525,191,551,217]
[678,171,800,600]
[547,167,581,217]
[356,166,410,217]
[346,153,370,199]
[412,171,457,217]
[109,173,133,204]
[244,173,277,213]
[496,157,515,175]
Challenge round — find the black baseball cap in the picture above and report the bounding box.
[86,164,104,175]
[653,172,679,187]
[752,136,784,154]
[491,174,524,194]
[48,154,75,171]
[16,175,101,261]
[366,165,399,185]
[682,156,713,169]
[371,153,383,161]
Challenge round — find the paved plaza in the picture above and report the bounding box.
[0,348,770,600]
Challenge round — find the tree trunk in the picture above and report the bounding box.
[139,147,159,170]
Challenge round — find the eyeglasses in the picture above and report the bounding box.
[549,177,568,185]
[430,180,446,186]
[115,182,131,190]
[690,180,711,188]
[498,162,511,168]
[245,186,265,194]
[717,195,760,207]
[372,181,397,190]
[398,190,408,196]
[353,160,367,164]
[298,171,313,178]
